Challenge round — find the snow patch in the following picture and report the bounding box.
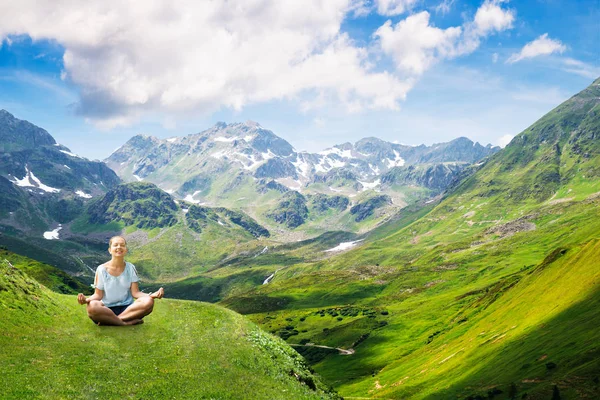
[133,175,143,181]
[243,135,255,142]
[291,155,311,177]
[43,224,62,240]
[358,179,381,191]
[328,157,346,169]
[325,240,364,252]
[261,149,276,160]
[369,164,380,175]
[234,152,262,170]
[210,150,227,159]
[59,149,83,158]
[63,165,71,170]
[166,137,177,143]
[11,166,61,193]
[386,150,405,168]
[214,136,239,142]
[217,220,225,226]
[75,190,92,199]
[184,191,203,204]
[318,148,353,158]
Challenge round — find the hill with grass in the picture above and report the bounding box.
[0,259,340,399]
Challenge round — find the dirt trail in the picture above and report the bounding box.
[290,343,355,355]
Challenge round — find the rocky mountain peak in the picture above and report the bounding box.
[0,109,56,151]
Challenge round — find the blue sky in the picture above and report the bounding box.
[0,0,598,160]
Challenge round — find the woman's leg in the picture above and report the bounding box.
[118,296,154,322]
[87,300,141,326]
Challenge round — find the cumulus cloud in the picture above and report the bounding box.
[375,0,514,76]
[0,0,410,127]
[375,0,419,16]
[472,0,514,36]
[507,33,566,64]
[375,12,462,76]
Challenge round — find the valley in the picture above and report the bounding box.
[1,78,599,399]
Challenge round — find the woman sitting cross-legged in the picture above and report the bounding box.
[77,236,164,326]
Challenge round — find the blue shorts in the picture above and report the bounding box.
[108,303,132,316]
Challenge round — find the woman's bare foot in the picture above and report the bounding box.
[125,319,144,326]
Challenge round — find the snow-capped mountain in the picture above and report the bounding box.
[106,121,499,201]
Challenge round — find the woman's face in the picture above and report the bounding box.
[109,237,128,257]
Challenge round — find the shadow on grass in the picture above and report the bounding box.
[160,268,269,302]
[422,285,600,400]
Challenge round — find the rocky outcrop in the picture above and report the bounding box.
[267,191,308,228]
[381,163,467,193]
[350,195,392,222]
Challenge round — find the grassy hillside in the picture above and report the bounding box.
[193,79,600,398]
[0,248,89,294]
[0,260,339,399]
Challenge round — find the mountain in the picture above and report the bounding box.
[105,121,498,237]
[164,78,600,398]
[0,110,121,234]
[1,259,340,399]
[106,123,498,195]
[0,110,124,276]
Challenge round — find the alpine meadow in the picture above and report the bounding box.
[1,1,599,399]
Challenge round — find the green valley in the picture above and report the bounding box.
[1,78,599,399]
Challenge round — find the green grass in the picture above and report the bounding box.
[0,262,340,399]
[0,249,89,294]
[70,217,124,234]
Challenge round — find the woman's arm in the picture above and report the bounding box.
[130,282,164,299]
[77,288,103,305]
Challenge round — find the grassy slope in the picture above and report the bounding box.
[0,248,89,294]
[0,261,339,400]
[207,80,600,398]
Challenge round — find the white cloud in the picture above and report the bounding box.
[473,0,515,36]
[434,0,455,15]
[375,0,419,16]
[374,12,462,76]
[507,33,566,64]
[560,57,600,79]
[374,1,513,76]
[458,0,515,55]
[0,0,409,127]
[348,0,372,17]
[497,134,514,148]
[492,52,499,63]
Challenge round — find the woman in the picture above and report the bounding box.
[77,236,164,326]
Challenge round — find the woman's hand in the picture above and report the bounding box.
[150,287,164,299]
[77,293,88,305]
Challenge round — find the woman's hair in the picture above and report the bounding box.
[108,236,127,247]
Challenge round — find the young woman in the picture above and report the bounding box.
[77,236,164,326]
